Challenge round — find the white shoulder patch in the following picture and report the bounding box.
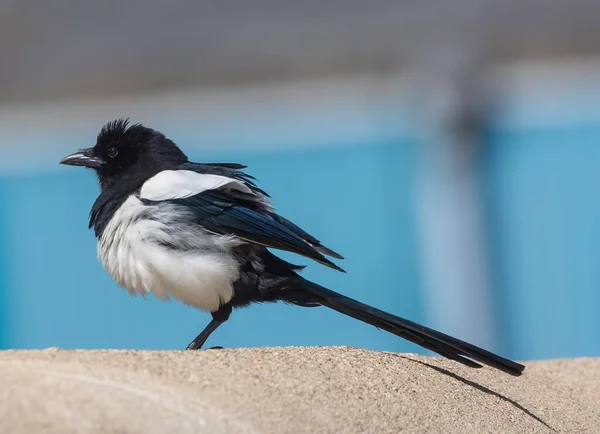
[140,170,253,201]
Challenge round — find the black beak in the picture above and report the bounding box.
[60,148,104,168]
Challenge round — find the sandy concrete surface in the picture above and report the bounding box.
[0,347,597,434]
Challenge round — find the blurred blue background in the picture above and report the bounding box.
[0,1,599,362]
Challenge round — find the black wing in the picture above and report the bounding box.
[146,189,345,272]
[268,214,344,260]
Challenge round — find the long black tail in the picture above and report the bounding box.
[299,278,525,376]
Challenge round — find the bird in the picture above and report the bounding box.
[60,118,525,376]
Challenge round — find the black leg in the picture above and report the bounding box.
[185,304,232,350]
[185,319,224,350]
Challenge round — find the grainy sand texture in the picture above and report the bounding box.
[0,347,597,433]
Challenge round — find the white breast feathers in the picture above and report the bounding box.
[97,195,241,312]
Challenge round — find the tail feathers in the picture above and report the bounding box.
[300,279,525,376]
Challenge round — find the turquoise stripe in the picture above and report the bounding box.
[483,125,600,360]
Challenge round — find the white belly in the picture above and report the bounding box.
[97,196,240,312]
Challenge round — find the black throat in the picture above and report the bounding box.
[88,165,159,238]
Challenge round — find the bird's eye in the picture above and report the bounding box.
[107,147,118,158]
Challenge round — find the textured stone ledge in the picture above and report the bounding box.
[0,347,597,433]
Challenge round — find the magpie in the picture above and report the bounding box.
[60,118,524,376]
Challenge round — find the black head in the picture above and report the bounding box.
[60,118,188,188]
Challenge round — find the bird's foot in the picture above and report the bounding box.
[184,344,224,351]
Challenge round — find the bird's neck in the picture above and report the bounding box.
[90,171,150,238]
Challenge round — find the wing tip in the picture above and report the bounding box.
[316,245,345,260]
[319,257,346,273]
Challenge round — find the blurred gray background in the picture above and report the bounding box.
[1,1,599,361]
